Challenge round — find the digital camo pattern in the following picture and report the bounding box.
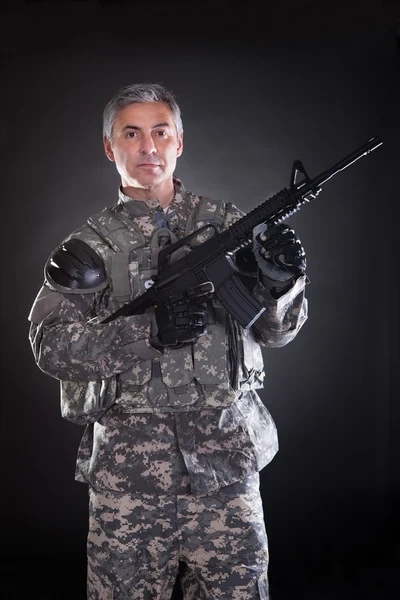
[115,326,239,413]
[76,410,191,495]
[75,390,278,497]
[30,300,156,381]
[174,391,279,497]
[252,273,308,346]
[87,472,269,600]
[60,378,118,426]
[193,324,227,384]
[28,176,305,496]
[114,178,199,243]
[29,176,306,390]
[218,198,309,349]
[223,203,244,229]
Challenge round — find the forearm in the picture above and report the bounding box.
[29,286,161,381]
[251,273,308,347]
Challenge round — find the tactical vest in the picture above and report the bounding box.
[60,196,265,424]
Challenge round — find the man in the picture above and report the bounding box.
[28,83,308,599]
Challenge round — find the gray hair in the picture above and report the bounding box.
[103,82,183,141]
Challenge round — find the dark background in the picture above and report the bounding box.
[1,0,399,598]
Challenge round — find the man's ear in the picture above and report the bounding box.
[176,131,183,158]
[103,135,115,162]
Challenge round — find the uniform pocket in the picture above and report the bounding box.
[157,346,199,408]
[159,346,194,387]
[193,323,227,385]
[129,259,157,299]
[119,360,152,386]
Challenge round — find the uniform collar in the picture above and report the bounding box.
[117,177,186,216]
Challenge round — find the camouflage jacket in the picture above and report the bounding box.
[28,178,308,496]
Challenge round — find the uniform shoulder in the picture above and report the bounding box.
[223,201,245,229]
[58,206,117,260]
[185,188,244,229]
[44,206,116,295]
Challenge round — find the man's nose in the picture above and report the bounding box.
[139,134,157,154]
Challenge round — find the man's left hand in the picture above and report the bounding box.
[253,222,306,282]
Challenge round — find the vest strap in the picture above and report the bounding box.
[110,253,131,302]
[184,196,226,245]
[87,209,145,253]
[86,196,226,304]
[87,210,126,253]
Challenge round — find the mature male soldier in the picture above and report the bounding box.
[28,83,308,600]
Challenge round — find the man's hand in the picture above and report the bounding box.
[253,222,306,282]
[153,283,212,348]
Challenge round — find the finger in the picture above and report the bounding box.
[172,303,191,315]
[260,240,290,259]
[188,310,206,322]
[189,315,206,326]
[192,317,205,327]
[259,223,286,238]
[175,316,192,326]
[258,231,295,253]
[189,302,208,313]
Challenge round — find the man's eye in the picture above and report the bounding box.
[156,130,167,137]
[127,132,138,138]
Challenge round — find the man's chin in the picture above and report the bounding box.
[134,174,164,189]
[136,182,155,190]
[129,178,158,190]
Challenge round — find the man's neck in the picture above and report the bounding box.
[121,179,175,208]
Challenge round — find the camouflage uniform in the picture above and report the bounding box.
[28,178,308,599]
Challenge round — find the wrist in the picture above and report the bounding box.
[260,271,296,298]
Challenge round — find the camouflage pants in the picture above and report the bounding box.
[87,472,269,599]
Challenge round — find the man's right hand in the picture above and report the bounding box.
[153,283,212,348]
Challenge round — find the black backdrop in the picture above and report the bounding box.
[1,1,399,598]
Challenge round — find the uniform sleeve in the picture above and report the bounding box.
[222,202,308,348]
[250,274,308,347]
[28,283,162,382]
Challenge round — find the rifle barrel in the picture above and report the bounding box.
[221,136,383,250]
[307,136,383,191]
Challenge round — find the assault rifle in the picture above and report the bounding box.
[102,137,383,329]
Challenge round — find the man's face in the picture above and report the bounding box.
[103,101,183,191]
